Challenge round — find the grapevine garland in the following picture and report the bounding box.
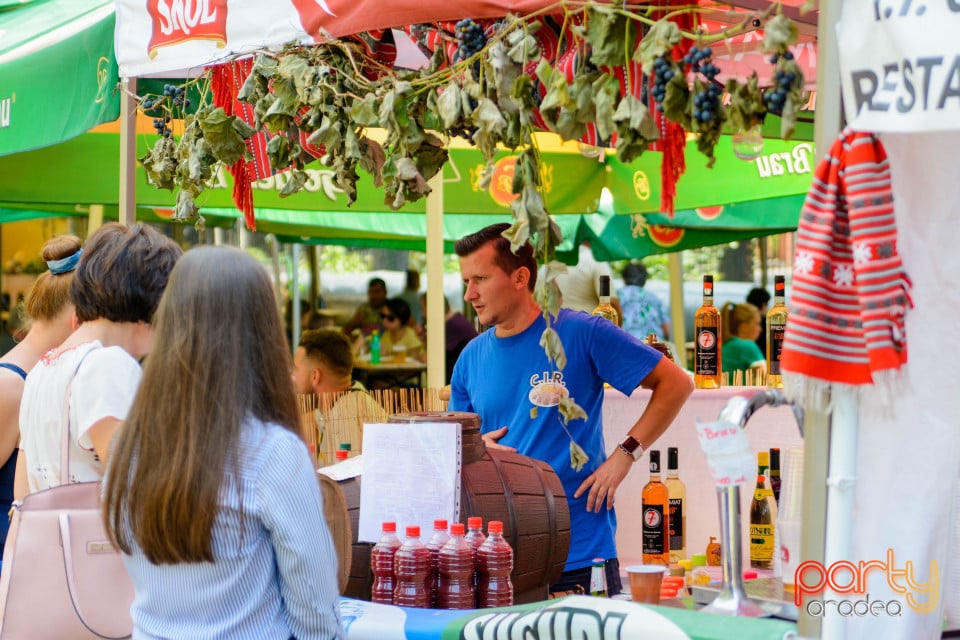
[136,2,808,470]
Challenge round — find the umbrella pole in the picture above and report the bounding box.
[119,78,137,226]
[425,174,445,389]
[668,252,686,366]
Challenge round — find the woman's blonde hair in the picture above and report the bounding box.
[103,246,301,564]
[721,302,760,342]
[24,235,82,322]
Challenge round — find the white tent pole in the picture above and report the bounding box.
[119,77,137,226]
[88,204,104,234]
[668,252,685,365]
[291,243,301,355]
[425,174,445,390]
[798,0,845,638]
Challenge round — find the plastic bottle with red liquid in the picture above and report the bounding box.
[477,520,514,608]
[393,525,431,608]
[438,522,476,609]
[370,521,402,604]
[425,519,450,607]
[463,516,487,553]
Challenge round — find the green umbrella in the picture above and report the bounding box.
[0,0,118,156]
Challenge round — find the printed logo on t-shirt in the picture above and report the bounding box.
[528,371,569,407]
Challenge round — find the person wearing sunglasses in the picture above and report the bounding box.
[379,298,423,362]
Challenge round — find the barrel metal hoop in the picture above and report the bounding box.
[529,460,557,577]
[485,453,520,554]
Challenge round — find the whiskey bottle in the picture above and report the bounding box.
[592,275,619,325]
[641,450,670,565]
[749,451,778,570]
[694,275,722,388]
[766,276,788,389]
[665,447,686,563]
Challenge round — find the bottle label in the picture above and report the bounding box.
[769,324,785,375]
[750,524,775,562]
[668,498,683,551]
[695,327,719,375]
[642,504,666,555]
[589,565,607,595]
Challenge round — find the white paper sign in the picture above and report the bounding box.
[839,0,960,132]
[357,422,461,543]
[694,418,755,487]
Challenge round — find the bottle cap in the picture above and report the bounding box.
[769,448,781,469]
[667,447,679,470]
[743,570,759,580]
[405,525,420,538]
[382,521,397,533]
[335,450,348,461]
[467,516,483,529]
[488,520,503,534]
[338,442,352,451]
[678,559,693,571]
[433,519,448,530]
[592,557,604,565]
[758,451,770,467]
[450,522,465,536]
[598,275,611,297]
[691,554,707,566]
[669,566,686,577]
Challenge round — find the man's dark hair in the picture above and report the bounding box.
[454,223,537,292]
[299,329,354,378]
[622,263,648,287]
[747,287,771,309]
[368,277,387,290]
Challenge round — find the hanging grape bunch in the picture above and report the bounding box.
[685,46,721,124]
[650,55,675,113]
[684,45,726,167]
[454,18,487,77]
[764,51,795,116]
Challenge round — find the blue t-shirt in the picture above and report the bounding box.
[449,309,663,571]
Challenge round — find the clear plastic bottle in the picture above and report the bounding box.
[438,523,476,609]
[463,516,487,595]
[370,521,402,604]
[425,519,451,608]
[393,525,431,608]
[477,520,514,608]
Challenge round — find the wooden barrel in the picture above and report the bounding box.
[317,473,352,594]
[338,411,570,604]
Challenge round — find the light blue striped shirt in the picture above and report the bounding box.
[119,418,345,640]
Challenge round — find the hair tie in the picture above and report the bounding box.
[46,248,82,275]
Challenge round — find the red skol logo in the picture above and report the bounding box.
[147,0,229,59]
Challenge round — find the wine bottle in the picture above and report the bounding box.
[589,558,608,597]
[769,447,782,504]
[641,450,670,565]
[592,275,619,325]
[694,275,722,388]
[665,447,686,564]
[749,451,778,570]
[766,275,788,389]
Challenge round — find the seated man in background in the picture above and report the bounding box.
[341,277,388,336]
[292,329,386,458]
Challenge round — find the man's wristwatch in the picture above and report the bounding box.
[618,435,643,462]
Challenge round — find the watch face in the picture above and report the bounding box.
[621,436,639,453]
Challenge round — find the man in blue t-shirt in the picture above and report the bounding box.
[449,224,693,596]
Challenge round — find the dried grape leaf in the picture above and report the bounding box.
[662,69,691,130]
[586,5,636,67]
[472,99,507,160]
[592,73,620,142]
[350,93,380,127]
[559,397,588,425]
[725,73,766,133]
[761,14,799,53]
[174,189,199,223]
[437,81,463,130]
[266,134,293,171]
[197,107,249,166]
[279,169,308,197]
[139,137,178,190]
[568,440,590,472]
[539,326,567,371]
[637,19,682,69]
[305,115,342,151]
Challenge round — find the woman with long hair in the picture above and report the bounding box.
[104,246,344,640]
[0,235,81,553]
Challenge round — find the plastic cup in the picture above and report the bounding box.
[626,565,667,604]
[393,345,408,362]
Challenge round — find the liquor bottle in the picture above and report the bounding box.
[766,275,788,389]
[769,448,782,504]
[750,452,778,570]
[592,275,619,325]
[334,449,348,462]
[425,519,451,608]
[641,450,670,565]
[438,523,475,609]
[589,558,608,597]
[370,521,402,604]
[665,447,686,564]
[370,330,381,364]
[394,525,431,608]
[477,520,514,608]
[694,275,722,389]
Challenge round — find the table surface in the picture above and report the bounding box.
[353,359,427,372]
